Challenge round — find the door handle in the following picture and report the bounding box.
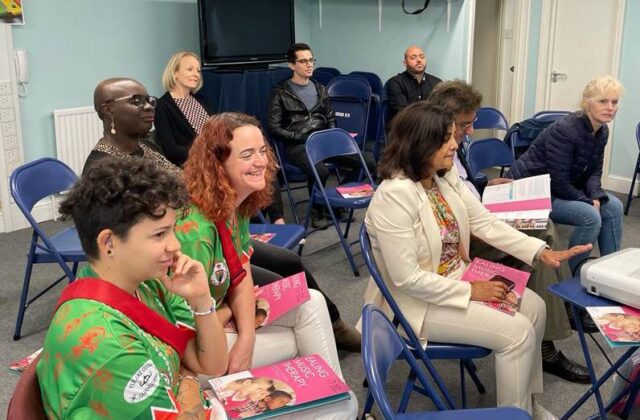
[551,71,568,83]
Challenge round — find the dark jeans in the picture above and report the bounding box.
[285,144,377,204]
[250,239,340,323]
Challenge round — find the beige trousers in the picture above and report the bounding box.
[421,288,546,414]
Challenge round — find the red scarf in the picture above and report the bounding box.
[214,220,247,291]
[55,278,195,358]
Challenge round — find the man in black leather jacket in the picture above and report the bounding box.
[268,43,376,222]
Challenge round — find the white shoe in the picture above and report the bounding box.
[532,401,559,420]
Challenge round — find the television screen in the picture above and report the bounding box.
[198,0,295,67]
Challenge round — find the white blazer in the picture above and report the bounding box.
[360,166,545,343]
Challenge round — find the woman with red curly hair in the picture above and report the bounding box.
[176,113,356,416]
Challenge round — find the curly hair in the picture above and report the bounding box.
[59,157,189,259]
[183,112,277,221]
[379,101,454,182]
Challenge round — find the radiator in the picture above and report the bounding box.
[53,106,102,175]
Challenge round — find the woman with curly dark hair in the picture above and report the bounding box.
[37,158,228,419]
[175,113,357,417]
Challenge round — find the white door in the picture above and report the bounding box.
[535,0,625,188]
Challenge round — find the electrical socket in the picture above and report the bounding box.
[0,109,14,123]
[0,81,11,95]
[6,149,18,163]
[0,95,12,109]
[4,135,17,150]
[1,121,16,136]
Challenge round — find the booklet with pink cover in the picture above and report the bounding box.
[205,354,351,419]
[482,174,551,230]
[585,306,640,348]
[336,184,374,199]
[250,232,276,243]
[8,348,42,374]
[225,272,310,332]
[461,258,531,316]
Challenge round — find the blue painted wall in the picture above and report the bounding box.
[608,0,640,179]
[13,0,200,161]
[302,0,471,82]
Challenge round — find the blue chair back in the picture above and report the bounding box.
[312,67,340,86]
[474,107,509,131]
[327,75,372,148]
[532,110,570,122]
[624,122,640,215]
[349,71,383,97]
[362,304,447,418]
[467,138,514,178]
[11,158,77,218]
[306,128,368,168]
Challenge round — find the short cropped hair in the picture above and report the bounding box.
[59,158,189,260]
[580,75,624,111]
[427,79,483,115]
[161,51,203,93]
[287,43,312,63]
[378,101,454,182]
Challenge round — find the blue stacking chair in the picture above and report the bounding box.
[270,137,308,224]
[304,128,376,276]
[312,67,341,86]
[532,110,570,122]
[625,122,640,215]
[473,107,509,131]
[467,138,514,180]
[350,71,384,147]
[249,211,305,253]
[359,226,490,414]
[327,75,372,150]
[10,158,86,340]
[362,304,532,419]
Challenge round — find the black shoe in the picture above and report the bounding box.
[566,304,600,334]
[543,351,591,384]
[311,209,329,229]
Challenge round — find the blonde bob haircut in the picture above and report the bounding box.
[580,75,624,111]
[161,51,203,93]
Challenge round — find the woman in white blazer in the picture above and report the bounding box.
[362,102,591,417]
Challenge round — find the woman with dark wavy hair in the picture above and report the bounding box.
[175,112,357,417]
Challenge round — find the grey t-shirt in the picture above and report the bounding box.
[287,80,318,110]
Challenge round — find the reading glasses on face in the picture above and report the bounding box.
[295,58,316,66]
[457,116,479,131]
[104,94,158,108]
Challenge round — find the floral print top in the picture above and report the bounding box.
[425,183,461,276]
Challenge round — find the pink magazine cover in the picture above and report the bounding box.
[586,306,640,347]
[336,184,374,199]
[8,348,42,374]
[207,354,351,419]
[461,258,531,316]
[250,232,276,243]
[225,272,310,332]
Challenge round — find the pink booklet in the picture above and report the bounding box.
[8,348,42,374]
[225,272,310,332]
[461,258,531,316]
[250,232,276,243]
[586,306,640,348]
[336,184,374,199]
[206,354,351,419]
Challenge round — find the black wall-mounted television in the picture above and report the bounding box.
[197,0,295,68]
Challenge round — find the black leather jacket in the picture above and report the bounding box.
[267,79,336,147]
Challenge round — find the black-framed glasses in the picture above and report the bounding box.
[104,94,158,108]
[294,58,316,66]
[456,116,478,131]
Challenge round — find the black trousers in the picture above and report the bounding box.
[285,143,377,199]
[250,239,340,323]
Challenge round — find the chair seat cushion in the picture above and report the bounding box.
[397,407,531,419]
